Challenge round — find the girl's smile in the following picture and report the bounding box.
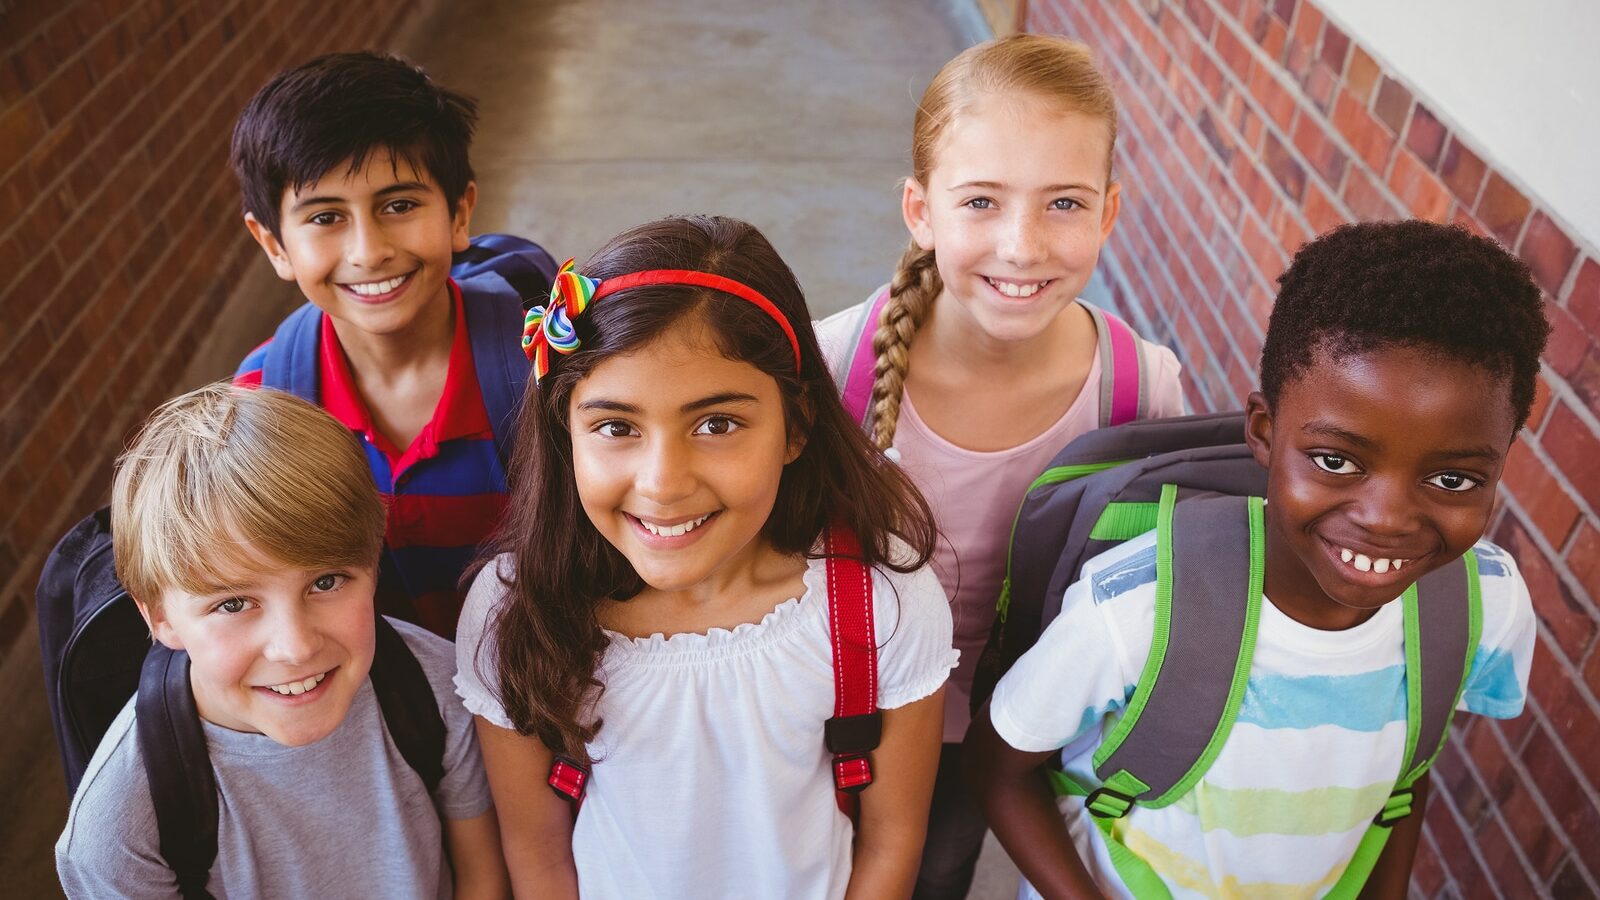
[568,315,804,602]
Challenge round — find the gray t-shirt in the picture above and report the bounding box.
[55,618,491,899]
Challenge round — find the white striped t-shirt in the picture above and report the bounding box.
[990,532,1534,899]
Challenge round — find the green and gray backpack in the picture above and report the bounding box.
[970,411,1482,898]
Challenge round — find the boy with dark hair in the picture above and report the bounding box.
[232,52,543,637]
[967,220,1548,898]
[55,384,507,898]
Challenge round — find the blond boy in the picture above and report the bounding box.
[55,384,507,899]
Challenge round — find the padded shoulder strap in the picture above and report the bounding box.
[457,279,530,468]
[259,303,324,399]
[839,286,892,429]
[137,645,218,900]
[1401,551,1481,781]
[823,526,881,812]
[1083,302,1149,428]
[369,616,446,794]
[1088,488,1264,814]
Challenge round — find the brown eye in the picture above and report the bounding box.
[218,598,248,614]
[695,416,738,436]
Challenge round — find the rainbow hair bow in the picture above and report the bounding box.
[523,258,599,381]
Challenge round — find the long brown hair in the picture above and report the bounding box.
[870,34,1120,448]
[484,215,937,756]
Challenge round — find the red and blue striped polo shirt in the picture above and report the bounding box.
[235,282,509,637]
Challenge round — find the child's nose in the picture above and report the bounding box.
[997,209,1047,268]
[636,438,697,505]
[263,605,324,665]
[345,217,396,270]
[1350,476,1419,536]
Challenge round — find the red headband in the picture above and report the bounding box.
[522,261,803,382]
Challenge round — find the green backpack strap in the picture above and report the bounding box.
[1051,485,1265,899]
[1323,550,1482,898]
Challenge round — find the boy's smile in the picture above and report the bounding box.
[1245,346,1516,630]
[244,151,475,342]
[140,555,379,747]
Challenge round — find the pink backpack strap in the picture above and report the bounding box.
[1084,302,1149,428]
[840,286,893,429]
[823,525,880,817]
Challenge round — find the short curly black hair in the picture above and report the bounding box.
[1260,220,1550,431]
[231,51,477,238]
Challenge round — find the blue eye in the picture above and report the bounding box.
[1051,198,1083,211]
[964,197,995,210]
[1426,472,1479,493]
[1311,454,1360,475]
[311,573,345,592]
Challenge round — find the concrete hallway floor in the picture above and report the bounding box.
[2,1,1026,896]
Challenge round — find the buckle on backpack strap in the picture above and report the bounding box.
[1085,786,1136,819]
[1373,788,1415,827]
[833,753,874,793]
[547,755,591,805]
[825,712,883,754]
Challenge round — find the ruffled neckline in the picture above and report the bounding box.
[602,555,828,663]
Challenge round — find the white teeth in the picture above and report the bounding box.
[348,274,408,296]
[639,513,712,538]
[986,278,1047,298]
[1337,545,1407,575]
[267,672,327,695]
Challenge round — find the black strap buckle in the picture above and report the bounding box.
[824,712,883,754]
[1084,786,1136,819]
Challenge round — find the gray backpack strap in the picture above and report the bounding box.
[1405,554,1480,779]
[1084,487,1265,816]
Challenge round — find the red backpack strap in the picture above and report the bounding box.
[547,754,591,813]
[839,286,893,430]
[1084,302,1149,428]
[823,526,881,805]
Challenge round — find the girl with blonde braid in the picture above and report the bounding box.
[817,34,1185,898]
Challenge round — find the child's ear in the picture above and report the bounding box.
[901,177,935,251]
[134,597,184,651]
[451,181,478,253]
[1099,180,1122,243]
[1244,391,1274,470]
[244,212,297,282]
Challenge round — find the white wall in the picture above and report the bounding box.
[1319,0,1600,251]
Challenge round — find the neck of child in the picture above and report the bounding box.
[331,285,456,383]
[920,290,1093,381]
[613,538,809,637]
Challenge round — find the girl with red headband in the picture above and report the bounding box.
[454,215,957,897]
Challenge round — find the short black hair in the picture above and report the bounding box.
[1260,220,1550,431]
[230,51,477,238]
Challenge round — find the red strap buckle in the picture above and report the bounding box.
[833,753,874,793]
[547,755,590,806]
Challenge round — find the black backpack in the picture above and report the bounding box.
[37,508,446,900]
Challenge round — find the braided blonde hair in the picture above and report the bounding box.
[868,34,1118,449]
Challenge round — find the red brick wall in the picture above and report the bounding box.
[0,2,426,669]
[1027,0,1600,893]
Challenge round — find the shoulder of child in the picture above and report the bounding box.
[1138,337,1187,417]
[852,547,958,711]
[453,554,518,731]
[386,617,493,819]
[1459,539,1537,719]
[55,699,175,896]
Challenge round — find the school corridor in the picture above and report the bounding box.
[0,0,1022,895]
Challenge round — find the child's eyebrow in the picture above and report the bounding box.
[1428,445,1504,463]
[1301,421,1376,449]
[680,392,759,413]
[289,182,426,213]
[948,180,1101,195]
